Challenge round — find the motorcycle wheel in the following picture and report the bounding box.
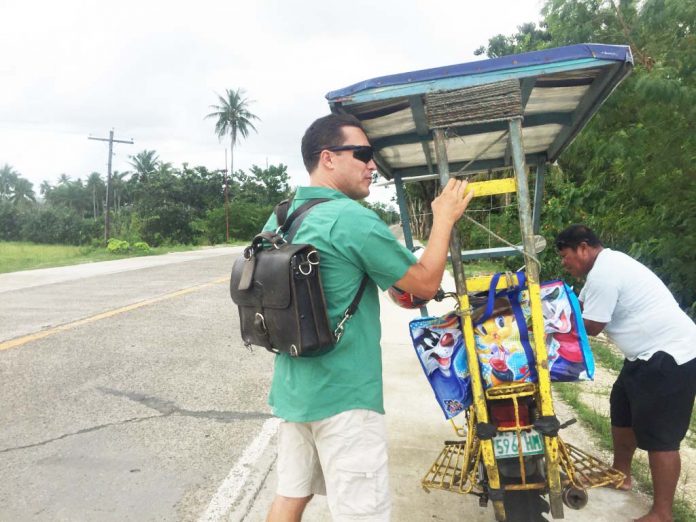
[502,490,550,522]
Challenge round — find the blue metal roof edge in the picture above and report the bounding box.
[326,43,633,100]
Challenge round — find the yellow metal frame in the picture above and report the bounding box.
[422,273,625,519]
[425,121,621,521]
[466,178,517,198]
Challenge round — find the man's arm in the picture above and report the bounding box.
[583,319,607,337]
[579,294,610,337]
[394,178,473,299]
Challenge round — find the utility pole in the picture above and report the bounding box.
[224,149,230,242]
[88,129,134,241]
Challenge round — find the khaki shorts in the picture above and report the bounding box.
[276,409,391,521]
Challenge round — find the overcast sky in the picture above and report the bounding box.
[1,0,544,204]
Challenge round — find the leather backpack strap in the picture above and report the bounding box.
[334,275,370,342]
[273,196,370,343]
[275,199,291,228]
[277,198,331,241]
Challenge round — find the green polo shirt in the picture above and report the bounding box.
[262,186,416,422]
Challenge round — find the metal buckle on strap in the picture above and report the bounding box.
[334,310,351,342]
[255,313,268,334]
[504,270,517,290]
[298,250,320,276]
[299,262,312,276]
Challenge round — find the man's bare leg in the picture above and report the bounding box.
[612,426,636,490]
[635,450,680,522]
[266,495,313,522]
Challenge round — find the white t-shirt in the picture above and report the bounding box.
[579,248,696,364]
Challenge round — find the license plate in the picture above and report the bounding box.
[493,430,544,459]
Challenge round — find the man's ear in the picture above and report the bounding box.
[319,150,335,170]
[578,242,589,257]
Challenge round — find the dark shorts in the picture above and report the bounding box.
[610,351,696,451]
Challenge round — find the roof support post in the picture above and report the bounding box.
[509,116,564,519]
[393,173,414,251]
[395,172,429,317]
[433,129,505,522]
[433,130,466,296]
[532,161,547,234]
[509,117,538,279]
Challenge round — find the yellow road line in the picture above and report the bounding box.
[0,276,228,352]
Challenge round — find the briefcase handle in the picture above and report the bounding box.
[244,231,286,259]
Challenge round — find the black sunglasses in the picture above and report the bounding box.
[313,145,374,164]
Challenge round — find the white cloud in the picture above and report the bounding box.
[0,0,544,205]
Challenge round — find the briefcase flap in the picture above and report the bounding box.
[230,243,312,309]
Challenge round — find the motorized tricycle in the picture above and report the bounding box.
[325,43,634,520]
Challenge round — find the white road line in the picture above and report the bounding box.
[198,417,281,522]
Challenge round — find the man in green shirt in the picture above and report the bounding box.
[266,114,472,522]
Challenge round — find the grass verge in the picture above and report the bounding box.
[554,382,696,522]
[589,340,624,373]
[0,241,242,274]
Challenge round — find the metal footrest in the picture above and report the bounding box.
[421,439,481,495]
[559,440,625,489]
[422,436,625,497]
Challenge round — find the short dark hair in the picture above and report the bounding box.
[555,224,603,250]
[301,113,365,173]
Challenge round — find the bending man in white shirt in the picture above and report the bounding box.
[555,224,696,522]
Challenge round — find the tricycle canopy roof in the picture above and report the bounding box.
[326,44,633,180]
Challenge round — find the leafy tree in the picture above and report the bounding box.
[239,164,291,205]
[468,0,696,315]
[404,180,439,239]
[10,177,36,207]
[229,201,274,240]
[0,164,19,200]
[474,22,552,57]
[0,200,22,240]
[45,178,90,216]
[361,201,400,225]
[19,206,98,245]
[178,164,225,211]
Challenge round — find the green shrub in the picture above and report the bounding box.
[0,201,22,240]
[18,206,95,245]
[106,238,130,254]
[132,241,150,253]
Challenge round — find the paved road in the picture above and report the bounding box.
[0,248,277,521]
[0,248,650,521]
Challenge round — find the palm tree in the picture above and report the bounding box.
[40,180,53,198]
[155,162,173,176]
[86,172,104,218]
[206,88,259,180]
[206,88,260,241]
[110,171,129,211]
[0,164,19,199]
[10,177,36,207]
[58,173,71,186]
[129,150,160,183]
